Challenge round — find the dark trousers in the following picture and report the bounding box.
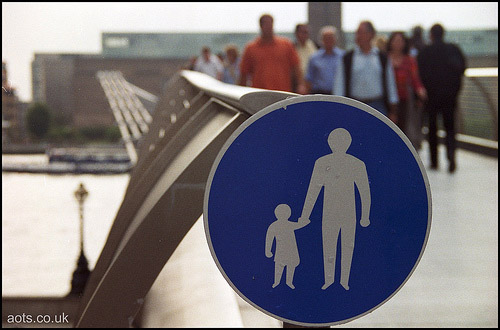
[426,98,457,167]
[396,99,409,135]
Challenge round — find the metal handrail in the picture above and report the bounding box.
[75,71,297,328]
[180,70,297,115]
[462,67,498,141]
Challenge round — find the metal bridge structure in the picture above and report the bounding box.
[77,70,295,327]
[75,70,497,327]
[96,71,156,165]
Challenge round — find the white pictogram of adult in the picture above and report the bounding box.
[299,128,371,290]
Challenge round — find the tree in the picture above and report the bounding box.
[26,102,51,139]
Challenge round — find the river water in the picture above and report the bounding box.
[2,154,130,297]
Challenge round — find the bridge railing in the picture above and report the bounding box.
[455,67,498,156]
[75,71,295,327]
[457,68,498,141]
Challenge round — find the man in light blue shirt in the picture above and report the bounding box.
[333,21,399,120]
[305,26,345,95]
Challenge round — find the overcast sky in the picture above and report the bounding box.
[2,2,498,102]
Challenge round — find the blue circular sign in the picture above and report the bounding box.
[204,95,431,326]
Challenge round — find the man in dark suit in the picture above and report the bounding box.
[417,24,466,173]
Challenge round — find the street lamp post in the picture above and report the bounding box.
[69,183,91,296]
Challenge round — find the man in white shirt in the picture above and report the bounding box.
[333,21,398,121]
[193,46,224,80]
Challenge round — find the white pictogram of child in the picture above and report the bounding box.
[265,204,310,289]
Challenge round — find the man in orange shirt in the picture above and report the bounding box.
[239,14,306,94]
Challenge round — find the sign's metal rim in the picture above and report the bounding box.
[203,94,432,327]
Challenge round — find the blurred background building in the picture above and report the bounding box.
[30,54,186,128]
[2,62,28,145]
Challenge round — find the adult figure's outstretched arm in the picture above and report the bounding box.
[300,159,324,222]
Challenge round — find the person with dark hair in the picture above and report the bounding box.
[387,31,427,141]
[294,23,317,79]
[407,25,428,150]
[417,23,466,173]
[333,21,399,121]
[409,25,426,57]
[239,14,306,94]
